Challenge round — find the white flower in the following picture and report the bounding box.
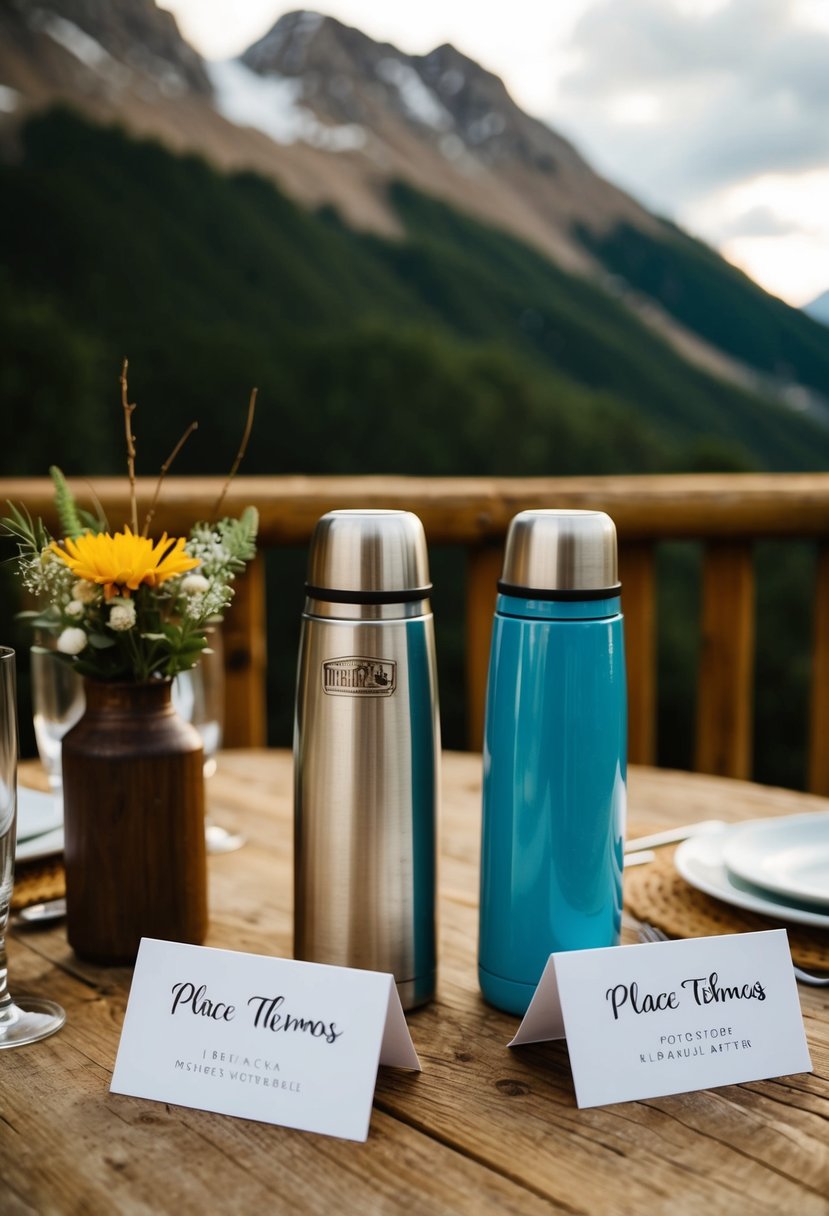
[65,600,85,618]
[108,602,137,632]
[57,627,88,655]
[181,574,210,595]
[73,579,98,604]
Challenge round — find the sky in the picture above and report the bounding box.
[161,0,829,307]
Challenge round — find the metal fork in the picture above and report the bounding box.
[637,922,829,987]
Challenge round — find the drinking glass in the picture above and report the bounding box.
[31,644,85,797]
[0,646,65,1046]
[172,629,224,779]
[172,628,245,854]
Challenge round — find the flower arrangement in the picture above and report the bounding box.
[2,363,258,682]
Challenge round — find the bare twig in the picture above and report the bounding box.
[120,358,139,533]
[213,387,257,520]
[142,421,199,537]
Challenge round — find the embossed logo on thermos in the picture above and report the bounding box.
[321,657,397,696]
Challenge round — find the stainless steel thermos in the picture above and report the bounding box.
[478,510,627,1014]
[293,509,439,1009]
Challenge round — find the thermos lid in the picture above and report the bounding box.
[306,509,432,603]
[499,510,620,600]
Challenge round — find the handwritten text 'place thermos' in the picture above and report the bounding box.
[478,510,627,1015]
[293,510,439,1010]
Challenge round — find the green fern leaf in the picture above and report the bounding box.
[49,466,84,538]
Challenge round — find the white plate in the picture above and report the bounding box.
[16,786,63,843]
[16,826,64,863]
[675,830,829,930]
[721,812,829,908]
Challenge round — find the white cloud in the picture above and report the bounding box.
[714,205,801,241]
[723,231,829,306]
[607,92,662,125]
[561,0,829,194]
[694,172,829,240]
[557,0,829,302]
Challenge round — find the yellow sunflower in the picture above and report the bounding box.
[51,528,199,599]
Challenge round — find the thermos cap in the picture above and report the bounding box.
[306,509,431,603]
[500,510,619,598]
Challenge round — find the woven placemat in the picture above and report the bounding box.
[12,859,66,911]
[625,847,829,970]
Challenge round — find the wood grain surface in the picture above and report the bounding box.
[6,473,829,542]
[4,752,828,1215]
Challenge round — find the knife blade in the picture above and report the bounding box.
[624,819,726,854]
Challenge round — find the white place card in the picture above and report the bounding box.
[111,939,420,1142]
[510,930,812,1108]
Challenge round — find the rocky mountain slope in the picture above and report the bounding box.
[0,0,826,409]
[1,2,653,271]
[0,5,759,381]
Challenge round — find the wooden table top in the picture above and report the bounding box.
[6,752,829,1215]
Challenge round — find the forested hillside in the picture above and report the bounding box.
[3,109,828,481]
[577,220,829,398]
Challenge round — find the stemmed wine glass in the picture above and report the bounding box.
[0,646,65,1047]
[30,642,85,800]
[172,627,245,853]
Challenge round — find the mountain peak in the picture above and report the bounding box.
[1,0,644,279]
[243,10,381,78]
[9,0,212,95]
[240,10,558,163]
[421,41,505,90]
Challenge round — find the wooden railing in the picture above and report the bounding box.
[4,473,829,792]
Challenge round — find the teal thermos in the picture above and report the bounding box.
[478,510,626,1015]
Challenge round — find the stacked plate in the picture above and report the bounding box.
[16,787,64,862]
[675,812,829,929]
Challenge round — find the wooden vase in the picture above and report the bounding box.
[62,679,208,964]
